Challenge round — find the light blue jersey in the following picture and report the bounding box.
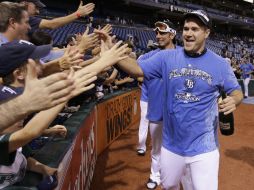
[138,49,163,121]
[240,63,254,79]
[139,48,241,156]
[138,49,161,103]
[140,82,148,102]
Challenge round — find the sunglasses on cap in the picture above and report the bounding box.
[154,22,176,35]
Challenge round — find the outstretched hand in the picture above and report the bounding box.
[78,26,100,53]
[94,24,115,49]
[69,68,97,97]
[59,46,84,70]
[76,1,95,17]
[22,59,75,112]
[99,40,129,67]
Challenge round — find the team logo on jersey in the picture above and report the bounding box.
[185,79,195,89]
[169,68,212,85]
[175,92,200,103]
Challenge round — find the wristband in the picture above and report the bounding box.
[76,12,81,18]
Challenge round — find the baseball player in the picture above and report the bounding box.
[137,20,177,189]
[137,80,149,156]
[115,10,243,190]
[239,57,254,98]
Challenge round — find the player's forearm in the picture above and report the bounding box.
[117,57,144,77]
[39,13,77,29]
[229,90,243,106]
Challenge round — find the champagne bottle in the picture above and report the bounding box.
[219,90,234,136]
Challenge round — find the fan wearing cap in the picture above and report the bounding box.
[0,40,101,189]
[18,0,95,32]
[0,40,59,189]
[0,40,52,109]
[136,20,177,190]
[0,39,67,150]
[114,10,243,190]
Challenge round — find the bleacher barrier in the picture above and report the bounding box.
[6,88,141,190]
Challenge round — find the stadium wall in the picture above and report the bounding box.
[6,88,141,190]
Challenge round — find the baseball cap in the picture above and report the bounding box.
[184,10,210,28]
[154,20,176,35]
[18,0,46,8]
[0,40,52,77]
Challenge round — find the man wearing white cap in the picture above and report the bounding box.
[137,20,177,189]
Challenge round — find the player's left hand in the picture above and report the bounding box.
[218,96,236,115]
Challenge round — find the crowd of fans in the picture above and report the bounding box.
[217,34,254,79]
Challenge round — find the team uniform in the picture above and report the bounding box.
[137,81,149,153]
[139,47,240,190]
[138,49,163,185]
[239,63,254,97]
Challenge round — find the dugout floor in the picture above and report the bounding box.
[91,104,254,190]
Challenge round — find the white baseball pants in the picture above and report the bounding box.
[243,77,250,97]
[160,147,219,190]
[149,121,163,184]
[137,101,149,151]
